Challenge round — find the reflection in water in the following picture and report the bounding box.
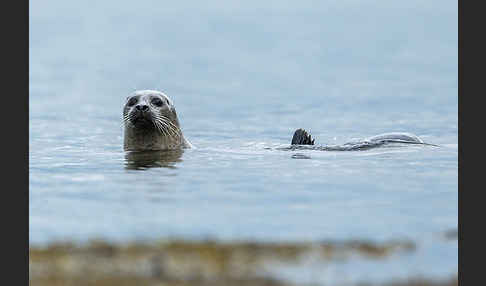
[291,153,312,159]
[124,149,184,170]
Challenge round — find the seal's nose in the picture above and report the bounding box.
[135,104,149,112]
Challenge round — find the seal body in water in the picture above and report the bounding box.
[290,129,435,151]
[123,90,192,151]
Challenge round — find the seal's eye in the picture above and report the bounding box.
[151,97,163,107]
[127,97,138,106]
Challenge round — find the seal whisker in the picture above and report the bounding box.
[159,115,182,139]
[157,120,170,138]
[153,115,174,138]
[150,114,169,137]
[123,113,134,127]
[153,114,179,139]
[155,121,168,137]
[157,117,178,139]
[163,120,181,139]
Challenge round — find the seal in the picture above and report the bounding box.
[290,128,437,151]
[123,90,192,151]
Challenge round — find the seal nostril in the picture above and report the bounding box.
[136,104,149,112]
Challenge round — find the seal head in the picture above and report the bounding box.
[123,90,192,151]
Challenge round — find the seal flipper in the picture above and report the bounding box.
[291,129,315,145]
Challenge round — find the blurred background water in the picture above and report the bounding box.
[29,0,457,284]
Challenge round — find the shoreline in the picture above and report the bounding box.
[30,237,457,286]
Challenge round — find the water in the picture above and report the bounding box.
[29,0,457,284]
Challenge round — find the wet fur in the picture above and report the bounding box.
[123,90,192,151]
[290,128,437,149]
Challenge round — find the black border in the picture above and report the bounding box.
[2,0,29,284]
[459,1,479,285]
[458,0,464,285]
